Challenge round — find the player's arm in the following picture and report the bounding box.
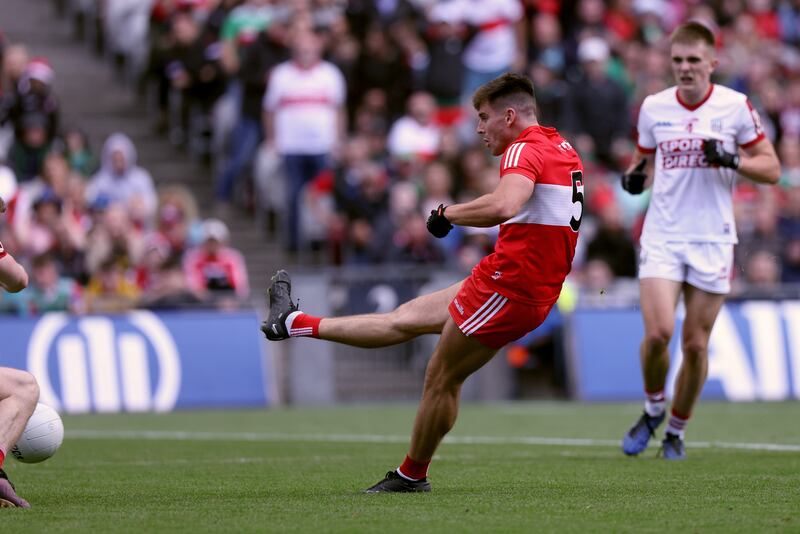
[437,173,535,228]
[736,139,781,184]
[0,250,28,293]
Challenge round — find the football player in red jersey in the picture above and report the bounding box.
[262,73,584,492]
[0,195,38,508]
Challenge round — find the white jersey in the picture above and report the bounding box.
[263,60,345,155]
[637,84,765,244]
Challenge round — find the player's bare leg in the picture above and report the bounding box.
[622,278,681,456]
[0,368,39,508]
[318,283,461,348]
[365,317,497,492]
[657,285,727,458]
[639,278,682,391]
[262,269,462,348]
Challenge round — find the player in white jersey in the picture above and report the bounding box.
[0,195,37,507]
[619,22,781,459]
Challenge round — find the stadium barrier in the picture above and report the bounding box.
[0,310,270,412]
[568,300,800,401]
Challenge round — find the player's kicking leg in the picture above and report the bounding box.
[622,278,681,456]
[0,367,39,508]
[261,269,459,347]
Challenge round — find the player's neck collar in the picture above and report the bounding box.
[676,83,714,111]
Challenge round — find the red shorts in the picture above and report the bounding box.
[448,276,553,349]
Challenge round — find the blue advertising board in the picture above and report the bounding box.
[0,310,268,412]
[570,300,800,401]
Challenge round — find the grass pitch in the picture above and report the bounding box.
[2,402,799,533]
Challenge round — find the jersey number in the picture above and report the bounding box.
[570,170,584,232]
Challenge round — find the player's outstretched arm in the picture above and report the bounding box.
[736,139,781,185]
[440,173,534,228]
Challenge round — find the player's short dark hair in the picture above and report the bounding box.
[472,73,537,117]
[670,21,715,48]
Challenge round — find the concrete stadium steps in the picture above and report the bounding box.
[1,0,280,294]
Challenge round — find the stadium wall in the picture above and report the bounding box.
[569,300,800,401]
[0,310,271,412]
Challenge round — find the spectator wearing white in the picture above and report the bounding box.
[459,0,525,97]
[86,133,158,225]
[262,30,346,253]
[387,91,441,163]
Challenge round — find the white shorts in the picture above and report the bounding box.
[638,239,734,294]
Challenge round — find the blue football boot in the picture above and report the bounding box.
[659,433,686,460]
[622,411,666,456]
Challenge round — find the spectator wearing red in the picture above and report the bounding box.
[184,218,249,301]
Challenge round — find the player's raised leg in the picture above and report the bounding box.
[0,367,39,508]
[364,317,498,492]
[660,285,725,459]
[262,269,460,347]
[622,278,681,456]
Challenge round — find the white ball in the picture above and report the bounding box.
[11,403,64,464]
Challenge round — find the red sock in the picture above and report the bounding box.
[286,311,321,338]
[397,454,430,481]
[0,447,5,468]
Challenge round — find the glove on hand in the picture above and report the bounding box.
[703,139,740,169]
[426,204,453,238]
[621,159,648,195]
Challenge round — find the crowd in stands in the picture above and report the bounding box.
[2,0,800,319]
[0,25,250,314]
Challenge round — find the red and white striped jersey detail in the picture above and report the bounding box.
[474,125,583,306]
[459,292,508,336]
[502,142,526,170]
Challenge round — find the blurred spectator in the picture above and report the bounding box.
[86,133,158,224]
[563,37,631,170]
[415,3,474,123]
[386,91,441,165]
[0,43,29,96]
[2,253,82,316]
[139,253,206,310]
[585,196,637,278]
[162,9,226,154]
[84,256,141,314]
[215,24,288,204]
[183,218,250,303]
[63,126,97,177]
[459,0,525,97]
[153,184,202,257]
[263,30,346,252]
[6,113,51,183]
[85,204,146,274]
[2,57,60,143]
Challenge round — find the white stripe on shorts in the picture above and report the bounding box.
[459,293,509,336]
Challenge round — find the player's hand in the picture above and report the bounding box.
[426,204,453,238]
[621,159,647,195]
[703,139,740,169]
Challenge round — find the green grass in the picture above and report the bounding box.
[3,402,800,533]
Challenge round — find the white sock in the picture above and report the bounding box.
[666,412,688,439]
[284,310,302,333]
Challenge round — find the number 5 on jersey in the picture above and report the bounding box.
[570,170,584,232]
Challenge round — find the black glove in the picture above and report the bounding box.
[703,139,740,169]
[426,204,453,238]
[621,159,647,195]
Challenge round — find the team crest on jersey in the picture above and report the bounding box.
[711,118,723,133]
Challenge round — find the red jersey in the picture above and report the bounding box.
[473,125,584,306]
